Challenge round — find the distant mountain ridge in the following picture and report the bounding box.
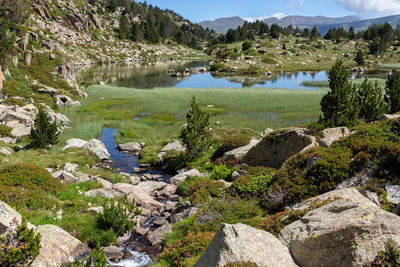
[199,14,400,35]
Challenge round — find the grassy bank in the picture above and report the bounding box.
[68,85,325,163]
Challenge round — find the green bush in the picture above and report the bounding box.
[242,41,252,51]
[180,96,211,158]
[210,164,238,182]
[96,198,140,237]
[0,163,64,208]
[385,69,400,114]
[357,79,387,121]
[159,231,215,266]
[0,219,41,266]
[209,63,227,72]
[262,56,278,64]
[390,118,400,136]
[366,239,400,266]
[177,176,224,205]
[3,97,25,106]
[68,243,108,267]
[229,168,275,198]
[212,134,251,161]
[30,106,59,149]
[0,124,12,137]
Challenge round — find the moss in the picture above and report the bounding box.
[0,125,13,137]
[3,98,25,106]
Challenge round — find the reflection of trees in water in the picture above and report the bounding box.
[78,61,206,88]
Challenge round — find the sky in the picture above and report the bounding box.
[136,0,400,23]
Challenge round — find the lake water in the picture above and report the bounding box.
[82,61,329,89]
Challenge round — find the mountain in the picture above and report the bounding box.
[317,14,400,35]
[199,16,245,34]
[263,15,360,28]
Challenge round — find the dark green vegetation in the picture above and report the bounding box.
[68,243,108,267]
[30,107,59,149]
[0,219,41,266]
[180,97,211,158]
[366,239,400,266]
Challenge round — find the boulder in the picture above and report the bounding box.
[261,128,274,137]
[92,176,113,189]
[103,246,123,262]
[382,114,400,120]
[147,223,172,246]
[63,138,87,151]
[222,138,260,162]
[385,184,400,205]
[52,170,77,185]
[158,184,177,197]
[118,142,143,153]
[243,128,317,168]
[11,124,31,137]
[84,188,123,199]
[31,225,90,267]
[279,188,400,267]
[170,207,198,223]
[335,173,372,190]
[195,223,297,267]
[319,127,350,148]
[161,139,186,152]
[38,86,58,97]
[64,163,79,173]
[0,147,13,155]
[128,189,164,211]
[134,181,167,194]
[113,183,135,195]
[0,200,25,234]
[83,139,110,160]
[4,110,33,126]
[130,175,141,185]
[170,169,202,185]
[87,206,104,214]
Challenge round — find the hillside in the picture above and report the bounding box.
[199,16,245,34]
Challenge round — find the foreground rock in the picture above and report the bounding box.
[222,138,260,161]
[243,128,317,168]
[195,223,297,267]
[158,139,186,160]
[63,138,110,160]
[31,225,90,267]
[118,142,144,153]
[170,169,202,185]
[279,188,400,267]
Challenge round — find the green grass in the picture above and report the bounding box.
[379,63,400,69]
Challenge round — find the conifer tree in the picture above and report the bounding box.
[311,26,319,39]
[131,23,143,42]
[180,96,210,158]
[119,15,130,39]
[357,79,387,121]
[355,49,365,66]
[320,60,359,127]
[30,106,59,149]
[385,69,400,114]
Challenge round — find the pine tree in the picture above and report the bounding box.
[119,15,130,39]
[357,79,387,121]
[180,96,210,158]
[311,26,319,39]
[385,69,400,114]
[320,60,359,127]
[30,106,59,149]
[355,49,365,66]
[131,23,143,42]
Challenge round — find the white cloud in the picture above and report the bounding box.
[244,13,286,22]
[336,0,400,16]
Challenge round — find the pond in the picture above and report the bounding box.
[81,61,329,89]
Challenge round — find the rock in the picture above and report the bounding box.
[103,246,123,262]
[71,90,88,98]
[165,201,177,211]
[0,200,24,234]
[0,147,12,155]
[335,173,372,190]
[279,188,400,267]
[170,207,198,223]
[38,86,58,96]
[261,128,274,137]
[243,128,317,168]
[222,138,260,162]
[161,139,186,153]
[113,183,135,194]
[128,189,164,211]
[319,127,350,148]
[170,169,202,185]
[63,138,87,151]
[360,190,381,207]
[231,171,241,181]
[195,223,297,267]
[83,139,110,160]
[130,175,141,185]
[382,114,400,120]
[135,226,150,236]
[147,223,172,246]
[52,170,77,185]
[4,110,33,126]
[116,232,131,247]
[77,173,91,183]
[135,181,167,194]
[0,66,3,91]
[84,188,123,199]
[64,163,79,173]
[49,53,56,60]
[87,206,104,213]
[11,124,31,137]
[159,184,177,197]
[55,94,80,107]
[31,225,90,267]
[153,217,168,226]
[386,184,400,204]
[92,177,113,189]
[0,137,16,144]
[118,142,143,152]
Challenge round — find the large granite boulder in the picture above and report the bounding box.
[195,223,297,267]
[62,138,87,151]
[128,188,164,211]
[134,181,167,194]
[31,225,89,267]
[118,142,143,153]
[0,200,25,234]
[243,128,317,168]
[83,139,110,160]
[279,188,400,267]
[222,138,260,162]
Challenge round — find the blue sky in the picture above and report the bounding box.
[137,0,400,22]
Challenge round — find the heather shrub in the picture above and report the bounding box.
[177,176,224,205]
[210,164,238,182]
[0,124,12,137]
[229,168,275,198]
[212,134,251,161]
[366,239,400,267]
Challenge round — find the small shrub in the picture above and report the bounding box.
[96,198,140,237]
[30,106,59,149]
[242,41,252,51]
[212,134,251,161]
[3,98,25,106]
[366,239,400,267]
[159,231,215,266]
[210,164,238,182]
[209,63,226,72]
[0,124,12,137]
[0,219,41,266]
[229,168,275,198]
[163,151,189,174]
[177,176,224,204]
